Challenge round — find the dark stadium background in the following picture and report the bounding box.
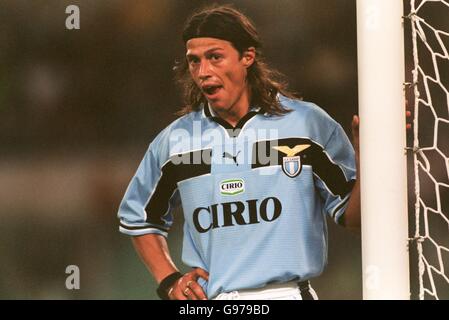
[2,0,442,299]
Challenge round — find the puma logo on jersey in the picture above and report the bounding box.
[222,151,241,166]
[273,144,311,178]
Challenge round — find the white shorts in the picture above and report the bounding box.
[213,281,319,300]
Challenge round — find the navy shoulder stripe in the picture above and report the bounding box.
[252,137,354,197]
[145,149,212,226]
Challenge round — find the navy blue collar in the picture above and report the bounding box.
[203,104,263,137]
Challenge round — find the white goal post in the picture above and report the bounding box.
[357,0,411,299]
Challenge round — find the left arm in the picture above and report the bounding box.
[343,104,412,232]
[341,115,361,232]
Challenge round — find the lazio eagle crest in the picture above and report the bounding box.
[273,144,311,178]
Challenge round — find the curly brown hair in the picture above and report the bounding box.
[174,5,299,116]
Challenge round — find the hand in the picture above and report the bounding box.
[351,115,360,154]
[351,100,412,160]
[351,115,360,174]
[167,268,209,300]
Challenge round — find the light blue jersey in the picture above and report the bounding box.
[118,96,356,299]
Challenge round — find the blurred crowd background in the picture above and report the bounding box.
[0,0,446,299]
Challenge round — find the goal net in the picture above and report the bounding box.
[408,0,449,300]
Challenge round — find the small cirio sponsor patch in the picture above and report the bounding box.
[220,179,245,196]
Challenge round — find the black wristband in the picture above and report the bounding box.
[156,272,183,300]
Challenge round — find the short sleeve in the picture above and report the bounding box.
[117,140,181,237]
[313,124,356,224]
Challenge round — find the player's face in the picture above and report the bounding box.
[186,37,255,114]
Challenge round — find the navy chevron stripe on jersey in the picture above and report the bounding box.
[252,138,355,197]
[145,149,212,226]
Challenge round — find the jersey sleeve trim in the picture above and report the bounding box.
[119,221,169,233]
[331,193,351,224]
[119,225,168,237]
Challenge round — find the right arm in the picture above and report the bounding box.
[132,234,179,284]
[118,139,208,299]
[132,234,209,300]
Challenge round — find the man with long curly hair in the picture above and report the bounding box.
[118,5,360,300]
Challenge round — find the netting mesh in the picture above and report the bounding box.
[409,0,449,300]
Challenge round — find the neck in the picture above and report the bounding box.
[211,89,251,127]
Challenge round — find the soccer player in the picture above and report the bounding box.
[117,5,361,300]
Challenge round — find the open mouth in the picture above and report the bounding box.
[202,85,222,96]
